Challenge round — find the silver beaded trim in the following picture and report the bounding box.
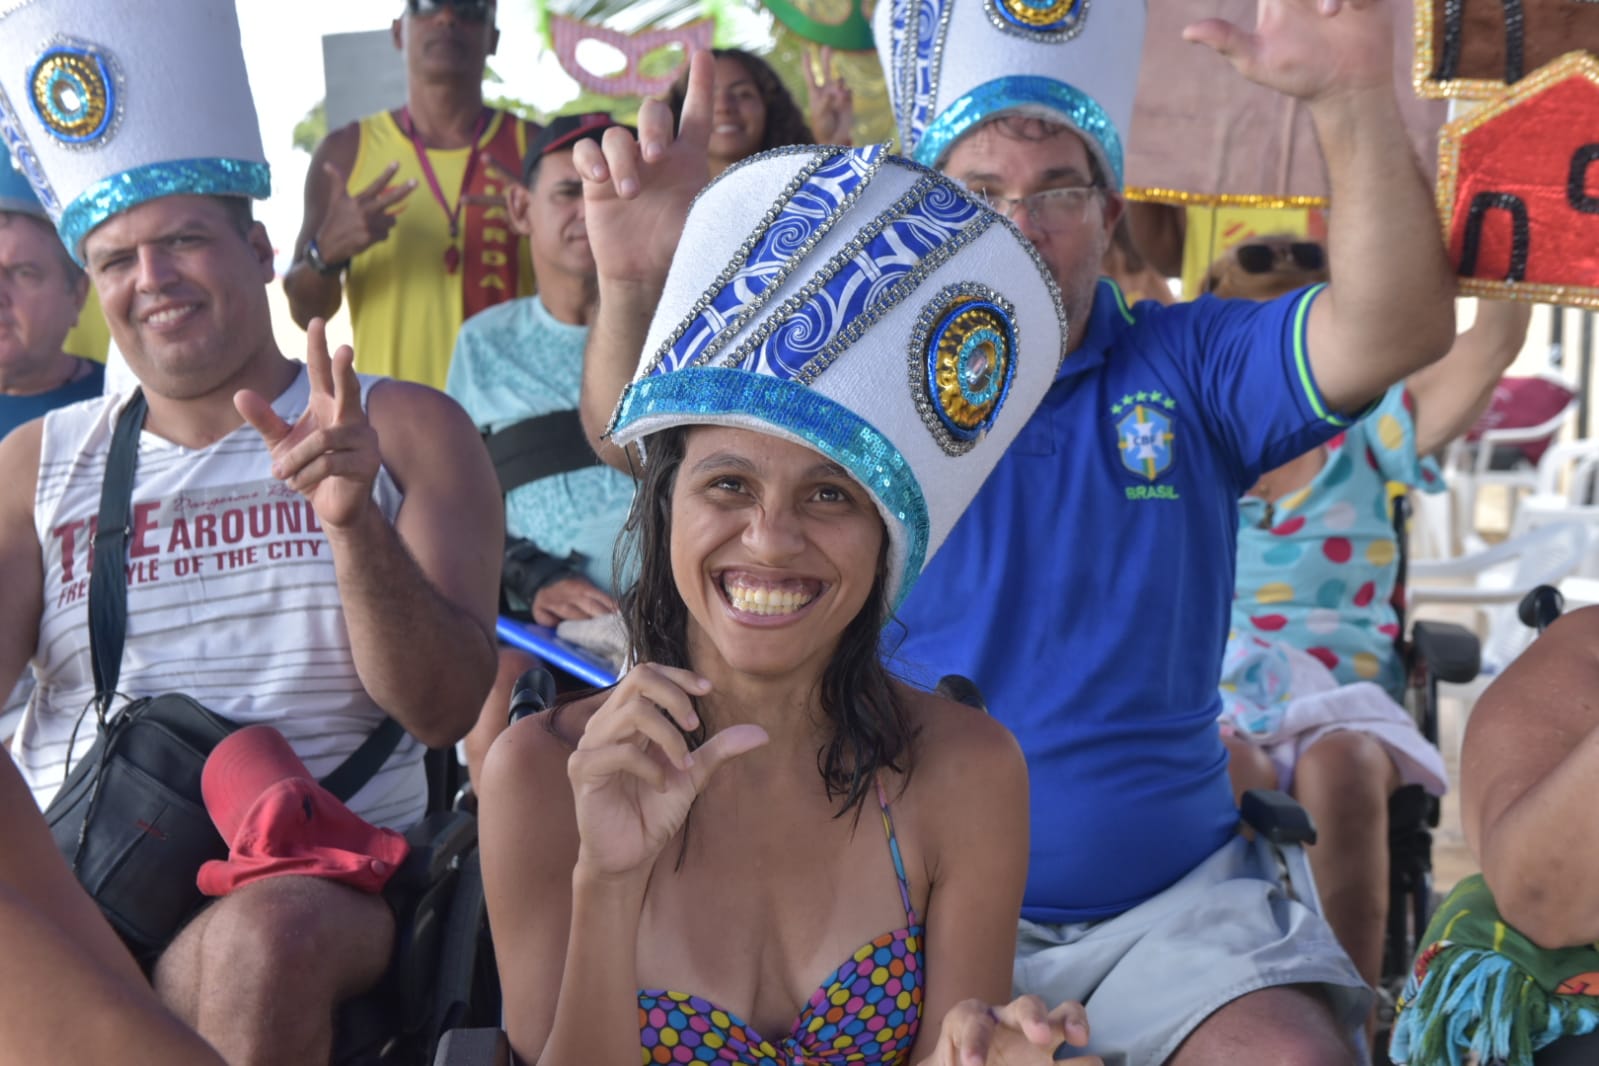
[715,172,945,375]
[906,281,1018,456]
[895,0,957,151]
[981,0,1092,44]
[0,79,59,213]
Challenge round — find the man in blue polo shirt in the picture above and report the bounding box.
[572,4,1456,1062]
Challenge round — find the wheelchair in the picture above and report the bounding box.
[329,745,501,1065]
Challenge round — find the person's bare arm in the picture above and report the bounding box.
[1405,299,1533,457]
[575,52,716,473]
[282,124,417,330]
[0,422,43,713]
[236,324,499,749]
[1187,1,1456,415]
[1462,605,1599,948]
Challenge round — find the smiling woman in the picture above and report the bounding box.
[476,68,1098,1064]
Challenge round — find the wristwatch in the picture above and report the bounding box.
[304,238,348,277]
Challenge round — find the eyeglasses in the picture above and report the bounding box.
[406,0,494,21]
[1234,241,1325,274]
[966,185,1101,233]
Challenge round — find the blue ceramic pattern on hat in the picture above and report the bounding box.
[0,91,59,215]
[913,74,1124,186]
[666,146,884,372]
[890,0,953,154]
[744,179,980,381]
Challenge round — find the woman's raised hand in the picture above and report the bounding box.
[568,663,768,880]
[571,51,714,292]
[926,997,1100,1066]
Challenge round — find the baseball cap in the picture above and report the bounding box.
[523,112,632,184]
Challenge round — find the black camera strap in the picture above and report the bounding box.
[88,389,402,802]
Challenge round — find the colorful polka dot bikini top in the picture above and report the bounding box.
[638,778,924,1064]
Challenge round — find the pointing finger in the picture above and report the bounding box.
[353,160,403,200]
[234,388,293,447]
[305,318,336,401]
[674,51,716,156]
[687,724,769,794]
[331,342,363,424]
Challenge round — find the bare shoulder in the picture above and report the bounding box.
[365,380,486,480]
[1470,605,1599,747]
[896,681,1027,800]
[313,121,363,176]
[0,419,43,520]
[479,695,603,810]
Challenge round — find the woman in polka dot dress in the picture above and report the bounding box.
[1208,238,1532,1018]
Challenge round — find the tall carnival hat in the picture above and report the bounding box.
[0,0,269,262]
[0,141,46,218]
[872,0,1146,187]
[609,144,1065,608]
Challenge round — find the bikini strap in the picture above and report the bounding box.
[874,775,920,929]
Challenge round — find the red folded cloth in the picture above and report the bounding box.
[197,725,410,897]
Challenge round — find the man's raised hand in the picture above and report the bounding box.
[312,160,417,266]
[235,319,382,531]
[1183,0,1393,104]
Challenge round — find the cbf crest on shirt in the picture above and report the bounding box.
[609,145,1067,609]
[1113,388,1179,492]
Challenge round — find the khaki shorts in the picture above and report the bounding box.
[1014,834,1370,1066]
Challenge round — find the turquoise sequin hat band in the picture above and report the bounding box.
[912,74,1125,187]
[613,367,932,611]
[58,156,270,263]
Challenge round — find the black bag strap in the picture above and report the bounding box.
[88,390,148,709]
[87,388,404,802]
[483,409,602,495]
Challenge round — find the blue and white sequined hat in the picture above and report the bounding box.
[609,145,1065,608]
[872,0,1146,187]
[0,141,46,218]
[0,0,269,261]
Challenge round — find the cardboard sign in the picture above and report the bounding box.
[1438,51,1599,308]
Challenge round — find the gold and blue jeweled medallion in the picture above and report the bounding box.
[984,0,1089,41]
[28,41,121,147]
[912,284,1018,455]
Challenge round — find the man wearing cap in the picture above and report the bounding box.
[445,112,636,782]
[0,3,500,1062]
[575,2,1456,1060]
[286,0,537,390]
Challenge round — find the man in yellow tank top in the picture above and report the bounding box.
[285,0,537,390]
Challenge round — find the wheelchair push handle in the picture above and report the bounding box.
[508,667,557,725]
[1517,584,1565,634]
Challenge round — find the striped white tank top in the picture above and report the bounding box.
[17,369,426,828]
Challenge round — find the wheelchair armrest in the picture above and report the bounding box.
[433,1027,509,1066]
[1239,789,1318,847]
[1409,620,1482,684]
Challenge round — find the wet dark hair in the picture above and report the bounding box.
[667,49,815,157]
[612,425,916,818]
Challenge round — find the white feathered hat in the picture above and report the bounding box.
[609,144,1065,608]
[873,0,1146,187]
[0,0,269,261]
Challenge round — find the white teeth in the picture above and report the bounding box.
[146,306,193,326]
[723,579,816,617]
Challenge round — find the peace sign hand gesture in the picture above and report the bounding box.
[568,663,769,882]
[235,319,382,531]
[807,46,855,146]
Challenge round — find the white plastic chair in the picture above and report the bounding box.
[1409,521,1590,677]
[1513,439,1599,576]
[1445,381,1578,539]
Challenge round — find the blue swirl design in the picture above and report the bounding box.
[660,145,884,373]
[0,89,59,214]
[890,0,950,153]
[744,179,981,381]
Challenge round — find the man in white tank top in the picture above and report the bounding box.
[0,3,503,1061]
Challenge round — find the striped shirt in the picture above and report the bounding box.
[15,369,426,828]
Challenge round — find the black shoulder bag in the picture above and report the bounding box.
[43,389,404,959]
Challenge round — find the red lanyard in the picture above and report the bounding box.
[400,105,490,275]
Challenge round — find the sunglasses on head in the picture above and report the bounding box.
[406,0,494,20]
[1234,241,1326,274]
